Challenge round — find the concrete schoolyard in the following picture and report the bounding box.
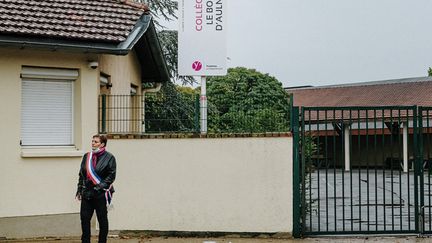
[307,169,428,232]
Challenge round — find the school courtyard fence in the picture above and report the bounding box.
[292,105,432,237]
[98,93,291,134]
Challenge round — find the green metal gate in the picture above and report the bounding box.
[419,107,432,234]
[292,106,432,236]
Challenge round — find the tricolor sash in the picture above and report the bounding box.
[105,184,113,207]
[86,151,101,185]
[86,151,113,207]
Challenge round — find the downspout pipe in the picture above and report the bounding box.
[141,83,163,133]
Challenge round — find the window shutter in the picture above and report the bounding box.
[21,79,74,146]
[21,67,79,80]
[21,67,78,146]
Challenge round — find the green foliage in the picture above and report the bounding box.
[144,82,198,133]
[134,1,197,130]
[135,0,177,27]
[207,67,291,133]
[303,136,318,160]
[428,67,432,77]
[134,2,290,133]
[134,0,195,84]
[157,30,195,85]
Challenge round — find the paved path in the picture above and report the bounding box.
[5,236,432,243]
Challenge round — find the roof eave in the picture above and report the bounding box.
[0,14,170,83]
[0,15,156,55]
[117,14,170,83]
[135,18,171,83]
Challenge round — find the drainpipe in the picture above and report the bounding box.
[142,83,162,133]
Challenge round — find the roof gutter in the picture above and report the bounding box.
[118,14,152,52]
[142,82,162,93]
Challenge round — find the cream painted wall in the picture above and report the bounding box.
[0,48,99,217]
[99,51,142,95]
[108,137,293,233]
[0,48,144,218]
[99,51,143,133]
[0,47,294,234]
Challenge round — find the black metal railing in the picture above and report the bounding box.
[419,106,432,234]
[98,93,290,134]
[298,106,420,235]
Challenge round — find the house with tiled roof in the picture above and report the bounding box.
[0,0,169,238]
[286,77,432,172]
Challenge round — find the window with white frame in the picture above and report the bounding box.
[21,67,78,146]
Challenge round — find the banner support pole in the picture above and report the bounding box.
[200,76,207,134]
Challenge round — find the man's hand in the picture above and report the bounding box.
[94,184,100,191]
[75,192,82,201]
[94,184,105,192]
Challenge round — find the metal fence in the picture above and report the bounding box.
[98,93,290,134]
[295,106,420,235]
[419,106,432,234]
[292,105,432,236]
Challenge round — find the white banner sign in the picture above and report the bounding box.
[178,0,227,76]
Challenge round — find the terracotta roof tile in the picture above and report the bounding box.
[287,77,432,108]
[287,77,432,121]
[0,0,149,43]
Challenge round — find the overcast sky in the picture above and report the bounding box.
[164,0,432,87]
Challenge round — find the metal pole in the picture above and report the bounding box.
[200,76,207,134]
[292,106,301,237]
[344,124,350,171]
[101,94,106,134]
[403,121,408,172]
[142,93,146,133]
[195,94,200,133]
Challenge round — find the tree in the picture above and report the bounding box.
[428,67,432,77]
[158,30,195,84]
[135,0,194,85]
[136,2,290,133]
[135,0,177,26]
[132,0,199,133]
[144,82,198,133]
[207,67,291,133]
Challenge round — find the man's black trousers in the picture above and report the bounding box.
[80,196,108,243]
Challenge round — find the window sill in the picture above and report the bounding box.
[21,146,84,158]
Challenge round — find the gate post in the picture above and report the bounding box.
[292,106,301,237]
[413,105,424,233]
[417,106,424,233]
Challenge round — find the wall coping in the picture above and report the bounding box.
[106,132,292,140]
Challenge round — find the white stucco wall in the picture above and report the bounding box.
[108,137,293,233]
